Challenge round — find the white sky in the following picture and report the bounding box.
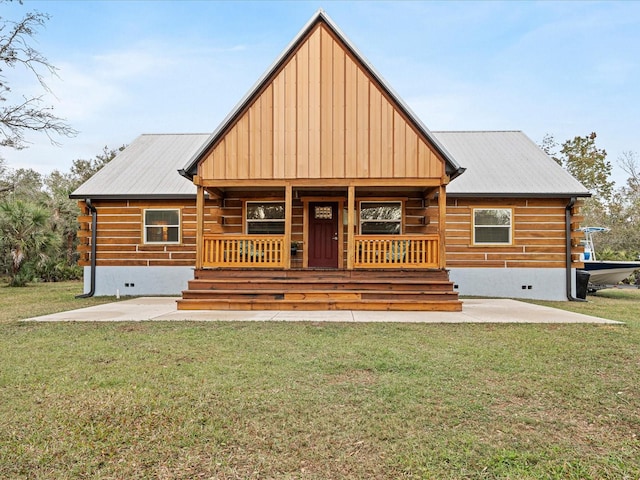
[2,0,639,186]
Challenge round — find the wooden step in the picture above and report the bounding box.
[193,268,451,281]
[176,298,463,312]
[186,279,455,292]
[179,268,461,312]
[180,289,459,302]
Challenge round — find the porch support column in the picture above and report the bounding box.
[284,182,292,270]
[438,184,447,269]
[195,178,205,270]
[347,185,355,270]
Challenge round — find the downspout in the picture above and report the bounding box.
[76,199,97,298]
[565,197,584,302]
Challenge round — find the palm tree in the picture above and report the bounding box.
[0,199,56,286]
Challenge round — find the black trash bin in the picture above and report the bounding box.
[575,269,590,300]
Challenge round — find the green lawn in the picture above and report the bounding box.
[0,282,639,479]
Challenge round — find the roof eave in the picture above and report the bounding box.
[69,193,197,200]
[447,192,592,198]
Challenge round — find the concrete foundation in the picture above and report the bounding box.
[84,266,194,297]
[448,267,573,301]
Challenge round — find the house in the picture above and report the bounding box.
[70,10,590,309]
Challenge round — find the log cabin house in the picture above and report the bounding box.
[70,10,590,310]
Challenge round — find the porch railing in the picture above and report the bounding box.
[354,235,439,269]
[202,234,439,269]
[202,235,285,268]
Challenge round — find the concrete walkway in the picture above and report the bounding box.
[24,297,622,324]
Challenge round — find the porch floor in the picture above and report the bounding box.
[177,269,462,311]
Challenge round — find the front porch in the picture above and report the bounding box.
[178,181,460,311]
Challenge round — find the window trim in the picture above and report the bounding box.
[358,200,403,235]
[472,207,513,246]
[245,201,286,235]
[143,208,181,244]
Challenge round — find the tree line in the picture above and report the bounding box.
[0,148,122,285]
[542,132,640,265]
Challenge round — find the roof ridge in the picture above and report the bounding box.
[432,130,523,133]
[139,133,210,136]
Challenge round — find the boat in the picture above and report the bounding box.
[579,227,640,288]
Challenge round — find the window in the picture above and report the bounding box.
[144,209,180,243]
[246,202,285,234]
[359,201,402,234]
[473,208,512,244]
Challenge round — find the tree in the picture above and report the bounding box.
[618,150,640,195]
[0,156,10,194]
[3,166,46,202]
[0,4,76,150]
[539,133,561,166]
[610,151,640,256]
[0,198,56,286]
[42,145,123,268]
[557,132,614,201]
[68,145,124,186]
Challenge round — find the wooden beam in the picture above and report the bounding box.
[337,199,345,269]
[423,186,438,200]
[195,185,205,270]
[347,185,355,270]
[205,187,224,199]
[284,182,292,270]
[198,177,444,188]
[438,184,447,269]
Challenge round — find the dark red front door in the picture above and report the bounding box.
[308,202,339,268]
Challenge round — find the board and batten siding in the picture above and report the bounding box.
[445,198,585,269]
[198,23,445,182]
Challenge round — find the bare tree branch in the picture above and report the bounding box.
[0,7,77,150]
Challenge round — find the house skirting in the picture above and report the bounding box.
[83,266,194,297]
[83,266,575,301]
[448,267,574,301]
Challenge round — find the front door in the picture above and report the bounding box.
[308,202,339,268]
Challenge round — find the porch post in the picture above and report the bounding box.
[347,184,355,270]
[284,182,292,270]
[438,184,447,269]
[195,179,204,270]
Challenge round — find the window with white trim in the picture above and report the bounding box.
[144,209,180,244]
[246,202,285,234]
[473,208,512,244]
[359,201,402,235]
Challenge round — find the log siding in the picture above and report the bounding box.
[78,190,444,270]
[446,198,584,269]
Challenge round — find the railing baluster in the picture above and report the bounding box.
[352,235,439,269]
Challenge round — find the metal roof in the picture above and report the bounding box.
[179,9,464,181]
[70,134,208,199]
[433,131,591,197]
[70,131,590,199]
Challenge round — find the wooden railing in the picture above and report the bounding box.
[202,234,438,269]
[203,235,285,268]
[354,235,439,269]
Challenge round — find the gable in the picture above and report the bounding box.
[188,11,461,183]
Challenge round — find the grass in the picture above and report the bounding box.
[0,280,117,324]
[0,282,639,479]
